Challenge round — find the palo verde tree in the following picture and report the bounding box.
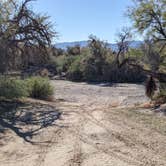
[0,0,56,73]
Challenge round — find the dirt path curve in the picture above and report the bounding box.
[0,80,166,166]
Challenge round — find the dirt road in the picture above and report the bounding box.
[0,80,166,166]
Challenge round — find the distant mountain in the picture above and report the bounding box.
[55,40,143,51]
[55,41,88,50]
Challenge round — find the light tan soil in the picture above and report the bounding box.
[0,80,166,166]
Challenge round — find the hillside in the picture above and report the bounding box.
[55,40,143,51]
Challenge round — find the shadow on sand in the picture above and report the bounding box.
[0,101,61,144]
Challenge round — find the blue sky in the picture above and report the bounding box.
[32,0,133,43]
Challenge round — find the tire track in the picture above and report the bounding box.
[60,104,142,166]
[35,128,63,166]
[61,102,166,166]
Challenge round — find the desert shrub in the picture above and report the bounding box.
[81,55,105,82]
[67,58,83,81]
[154,83,166,104]
[52,36,146,83]
[66,54,146,83]
[116,65,145,83]
[54,55,78,74]
[26,76,54,100]
[83,63,99,82]
[53,55,66,74]
[102,61,146,83]
[0,77,28,99]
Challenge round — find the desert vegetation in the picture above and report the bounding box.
[0,0,55,100]
[0,0,165,102]
[0,76,53,100]
[50,0,166,103]
[0,0,166,165]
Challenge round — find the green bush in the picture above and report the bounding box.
[81,55,104,82]
[83,64,99,82]
[0,77,28,99]
[55,55,78,74]
[102,61,146,83]
[67,58,83,81]
[26,76,54,100]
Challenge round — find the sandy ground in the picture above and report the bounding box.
[0,80,166,166]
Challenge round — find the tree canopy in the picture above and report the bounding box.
[0,0,56,73]
[128,0,166,42]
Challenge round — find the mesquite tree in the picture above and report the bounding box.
[0,0,56,73]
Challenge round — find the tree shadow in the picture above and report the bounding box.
[0,101,61,144]
[86,82,144,87]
